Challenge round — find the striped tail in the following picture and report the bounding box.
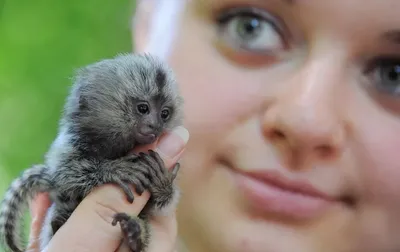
[0,164,52,252]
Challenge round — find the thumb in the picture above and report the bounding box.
[44,126,189,252]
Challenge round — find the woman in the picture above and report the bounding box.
[28,0,400,251]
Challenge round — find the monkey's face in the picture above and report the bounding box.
[69,93,182,158]
[131,98,176,145]
[66,54,184,158]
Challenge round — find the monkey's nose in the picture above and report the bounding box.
[140,124,157,134]
[146,124,157,130]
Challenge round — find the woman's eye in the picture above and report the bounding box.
[216,7,286,53]
[367,58,400,96]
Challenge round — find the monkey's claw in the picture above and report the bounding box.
[112,213,143,252]
[114,179,135,203]
[142,150,180,181]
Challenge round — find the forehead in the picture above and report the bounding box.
[149,71,177,106]
[131,66,177,105]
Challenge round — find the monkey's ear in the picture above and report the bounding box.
[132,0,157,53]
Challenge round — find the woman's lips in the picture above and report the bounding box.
[234,171,336,219]
[220,158,341,220]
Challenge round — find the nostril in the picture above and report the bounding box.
[315,145,334,158]
[268,129,286,142]
[147,124,156,130]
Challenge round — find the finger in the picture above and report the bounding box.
[145,211,178,252]
[115,212,178,252]
[115,239,132,252]
[44,126,189,252]
[26,193,51,252]
[135,126,189,169]
[116,126,189,252]
[132,126,189,252]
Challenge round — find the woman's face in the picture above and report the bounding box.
[134,0,400,251]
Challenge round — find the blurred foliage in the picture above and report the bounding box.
[0,0,135,249]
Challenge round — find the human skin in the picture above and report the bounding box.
[131,0,400,251]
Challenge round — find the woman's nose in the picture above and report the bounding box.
[261,55,348,167]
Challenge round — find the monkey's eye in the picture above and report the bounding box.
[137,103,150,114]
[160,108,170,121]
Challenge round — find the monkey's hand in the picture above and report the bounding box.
[98,153,158,204]
[112,213,149,252]
[137,150,180,214]
[52,152,175,207]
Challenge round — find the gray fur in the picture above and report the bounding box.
[0,53,184,252]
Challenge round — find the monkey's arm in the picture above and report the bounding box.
[52,150,179,206]
[112,150,181,252]
[52,153,155,206]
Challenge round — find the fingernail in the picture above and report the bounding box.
[157,126,189,158]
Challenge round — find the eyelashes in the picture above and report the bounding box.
[364,56,400,97]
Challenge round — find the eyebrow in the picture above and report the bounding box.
[382,30,400,45]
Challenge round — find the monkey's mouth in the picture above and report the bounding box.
[136,133,157,145]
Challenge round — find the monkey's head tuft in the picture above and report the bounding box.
[63,53,184,158]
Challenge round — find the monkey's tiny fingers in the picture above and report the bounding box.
[153,126,190,168]
[113,180,135,204]
[148,149,169,175]
[112,212,130,226]
[112,213,144,252]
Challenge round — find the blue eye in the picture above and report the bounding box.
[216,7,286,53]
[368,57,400,95]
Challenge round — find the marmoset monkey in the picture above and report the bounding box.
[0,53,184,252]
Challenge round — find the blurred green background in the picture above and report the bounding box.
[0,0,135,249]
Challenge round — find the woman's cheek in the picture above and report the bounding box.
[178,73,265,135]
[347,94,400,202]
[360,128,400,201]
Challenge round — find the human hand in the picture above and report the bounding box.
[26,126,189,252]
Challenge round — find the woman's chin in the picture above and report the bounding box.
[200,207,316,252]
